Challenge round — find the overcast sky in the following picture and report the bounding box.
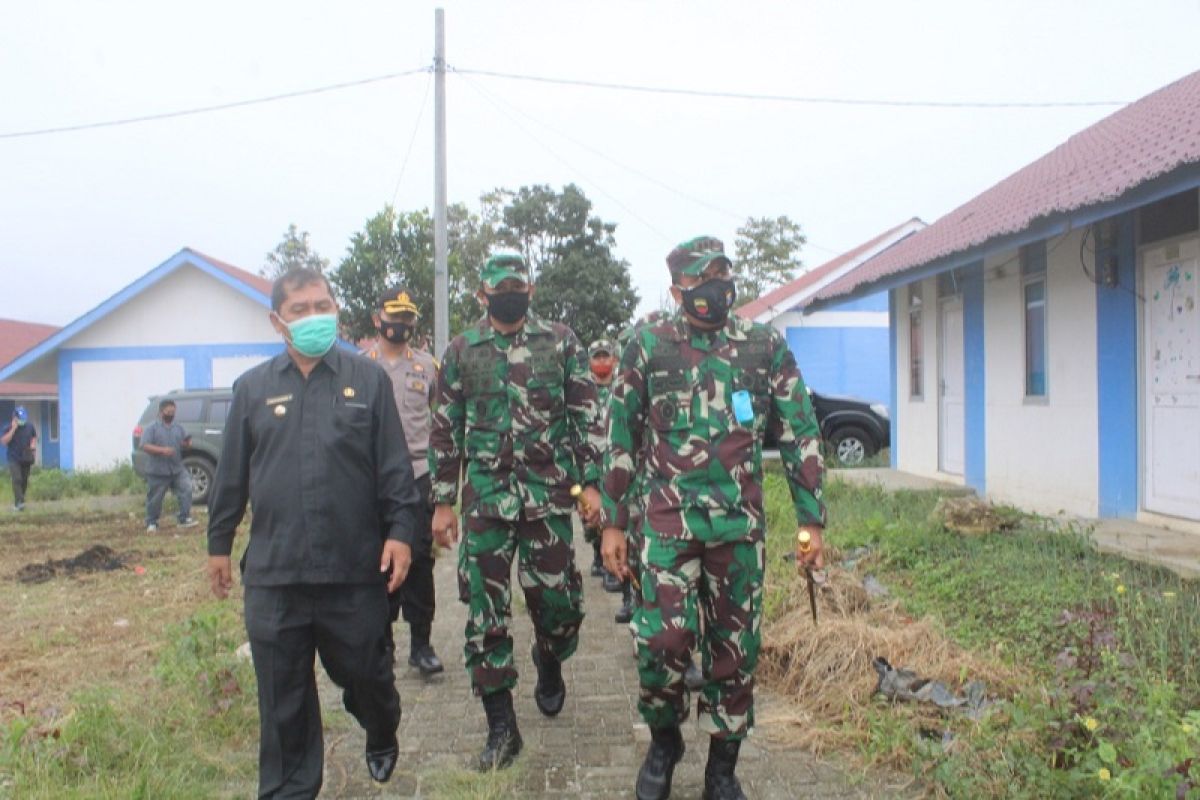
[3,0,1198,326]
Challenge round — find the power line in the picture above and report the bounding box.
[456,72,673,243]
[390,72,434,206]
[0,67,430,140]
[452,66,1129,109]
[449,67,842,257]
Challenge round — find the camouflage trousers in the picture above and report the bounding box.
[634,509,764,740]
[458,512,585,697]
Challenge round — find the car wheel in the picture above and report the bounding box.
[183,456,215,505]
[829,426,874,466]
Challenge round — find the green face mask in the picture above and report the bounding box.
[283,313,338,357]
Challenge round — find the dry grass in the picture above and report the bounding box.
[758,550,1027,764]
[0,501,216,726]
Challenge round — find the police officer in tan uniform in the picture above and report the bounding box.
[363,286,444,676]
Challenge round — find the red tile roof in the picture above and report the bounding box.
[0,319,58,369]
[737,218,923,320]
[188,248,273,296]
[0,318,60,397]
[817,68,1200,302]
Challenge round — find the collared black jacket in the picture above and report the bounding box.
[207,347,421,586]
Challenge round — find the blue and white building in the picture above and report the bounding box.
[0,249,285,471]
[738,219,925,404]
[812,70,1200,528]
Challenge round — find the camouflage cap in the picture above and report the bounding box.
[480,252,531,288]
[379,285,420,316]
[666,235,733,278]
[588,338,615,358]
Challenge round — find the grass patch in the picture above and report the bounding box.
[760,469,1200,798]
[0,463,143,506]
[0,507,259,798]
[423,763,528,800]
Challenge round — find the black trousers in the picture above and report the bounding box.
[244,582,401,800]
[388,473,436,648]
[9,461,31,506]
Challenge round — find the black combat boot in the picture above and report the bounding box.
[635,725,685,800]
[591,539,605,576]
[603,569,623,593]
[531,643,566,716]
[702,737,746,800]
[477,690,522,771]
[615,579,635,623]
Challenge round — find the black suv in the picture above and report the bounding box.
[810,389,890,466]
[132,389,233,505]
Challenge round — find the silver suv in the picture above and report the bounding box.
[131,389,233,505]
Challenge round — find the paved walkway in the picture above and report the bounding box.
[316,531,887,799]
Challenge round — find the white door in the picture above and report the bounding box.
[939,299,965,475]
[1143,239,1200,520]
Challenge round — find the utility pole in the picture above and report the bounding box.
[433,8,449,358]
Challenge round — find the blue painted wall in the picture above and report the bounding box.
[786,326,890,403]
[829,292,888,313]
[963,263,986,494]
[1095,212,1139,518]
[888,289,899,467]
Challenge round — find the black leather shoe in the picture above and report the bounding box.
[636,725,685,800]
[702,737,746,800]
[531,643,566,716]
[365,737,399,783]
[603,570,623,593]
[408,644,445,676]
[478,690,523,771]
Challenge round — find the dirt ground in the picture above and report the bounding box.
[0,500,215,724]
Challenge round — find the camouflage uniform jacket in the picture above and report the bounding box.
[600,310,825,541]
[429,313,603,520]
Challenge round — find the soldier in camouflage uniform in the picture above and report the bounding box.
[600,237,826,800]
[429,252,604,771]
[586,338,625,595]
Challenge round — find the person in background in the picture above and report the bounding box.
[139,399,197,532]
[2,405,37,511]
[362,285,444,677]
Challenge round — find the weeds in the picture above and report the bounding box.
[0,606,257,798]
[760,469,1200,798]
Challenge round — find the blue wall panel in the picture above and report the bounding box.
[1096,212,1138,518]
[963,264,987,494]
[784,326,890,403]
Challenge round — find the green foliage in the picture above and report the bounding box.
[761,472,1200,798]
[261,223,330,278]
[486,183,639,345]
[5,464,142,503]
[0,606,256,798]
[330,204,485,344]
[732,215,806,306]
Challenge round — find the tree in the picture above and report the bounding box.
[329,205,492,346]
[262,223,329,278]
[485,183,638,345]
[732,215,806,307]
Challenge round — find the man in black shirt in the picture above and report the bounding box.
[2,406,36,511]
[206,268,421,798]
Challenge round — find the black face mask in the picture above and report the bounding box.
[379,322,413,344]
[162,415,175,424]
[680,278,736,325]
[486,291,530,325]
